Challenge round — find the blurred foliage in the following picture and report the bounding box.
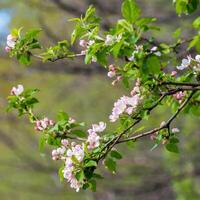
[0,0,200,200]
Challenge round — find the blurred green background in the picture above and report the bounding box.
[0,0,200,200]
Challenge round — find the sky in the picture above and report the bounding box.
[0,9,11,46]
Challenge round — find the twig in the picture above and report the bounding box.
[118,91,196,144]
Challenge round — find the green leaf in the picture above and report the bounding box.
[104,158,116,173]
[25,29,41,40]
[17,53,31,65]
[110,150,122,160]
[57,111,69,121]
[143,55,161,74]
[121,0,141,23]
[172,28,182,39]
[85,160,97,168]
[58,165,65,182]
[75,170,85,182]
[39,135,46,152]
[166,143,179,153]
[169,137,179,144]
[193,17,200,29]
[88,179,96,192]
[93,173,104,179]
[72,130,87,138]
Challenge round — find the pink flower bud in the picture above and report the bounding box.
[107,71,116,78]
[171,71,177,77]
[61,139,69,147]
[108,64,116,72]
[11,84,24,96]
[7,34,16,41]
[49,120,55,126]
[5,46,11,52]
[173,91,185,101]
[150,134,156,141]
[69,117,75,124]
[172,127,180,133]
[79,40,87,48]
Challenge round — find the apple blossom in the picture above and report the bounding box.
[195,55,200,62]
[105,35,114,46]
[11,84,24,96]
[172,127,180,133]
[5,34,17,51]
[176,58,190,70]
[87,132,100,150]
[35,117,54,131]
[173,91,185,102]
[92,121,106,132]
[171,70,177,77]
[107,71,116,78]
[79,39,88,48]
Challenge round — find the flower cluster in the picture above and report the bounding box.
[150,46,162,57]
[87,122,106,150]
[11,84,24,96]
[150,121,180,143]
[173,91,185,103]
[52,139,84,192]
[107,64,116,78]
[35,117,54,131]
[109,79,142,122]
[176,57,191,70]
[106,64,123,85]
[79,40,96,62]
[51,121,106,192]
[5,34,17,52]
[105,34,122,46]
[128,45,143,61]
[176,55,200,73]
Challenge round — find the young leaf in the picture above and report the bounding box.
[110,150,122,160]
[166,143,179,153]
[72,130,87,138]
[104,158,116,173]
[121,0,141,23]
[85,160,97,168]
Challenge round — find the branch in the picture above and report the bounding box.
[118,91,196,144]
[161,82,200,87]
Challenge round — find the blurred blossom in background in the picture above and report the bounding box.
[0,1,200,200]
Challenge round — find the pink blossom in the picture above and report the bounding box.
[52,149,59,160]
[107,71,116,78]
[108,64,116,72]
[105,35,114,45]
[87,132,100,150]
[130,79,140,96]
[72,144,85,162]
[150,133,156,141]
[35,117,54,131]
[92,122,106,132]
[195,55,200,62]
[5,46,12,52]
[11,84,24,96]
[172,127,180,133]
[109,88,142,122]
[173,91,185,101]
[111,76,122,86]
[6,34,17,51]
[66,144,84,162]
[79,40,87,48]
[61,139,69,147]
[171,71,177,77]
[69,117,76,124]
